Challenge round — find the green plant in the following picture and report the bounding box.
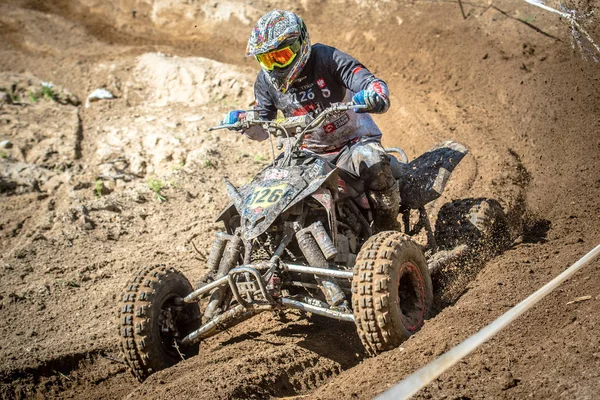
[27,83,57,104]
[40,83,56,101]
[204,159,216,169]
[254,154,267,162]
[29,90,39,103]
[147,177,167,202]
[94,179,104,197]
[0,150,7,159]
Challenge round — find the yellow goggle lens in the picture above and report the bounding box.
[256,41,301,71]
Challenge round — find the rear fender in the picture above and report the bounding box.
[392,140,468,209]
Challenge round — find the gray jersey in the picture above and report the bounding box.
[244,44,389,153]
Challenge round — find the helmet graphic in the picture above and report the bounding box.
[246,10,311,93]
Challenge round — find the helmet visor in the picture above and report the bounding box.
[256,40,301,71]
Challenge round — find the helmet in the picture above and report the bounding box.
[246,10,311,93]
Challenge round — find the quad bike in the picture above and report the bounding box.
[118,103,510,381]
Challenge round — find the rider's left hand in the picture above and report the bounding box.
[352,88,386,113]
[221,110,247,130]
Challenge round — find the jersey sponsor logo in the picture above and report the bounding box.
[316,78,331,98]
[323,113,350,133]
[292,102,318,116]
[323,124,334,133]
[264,169,289,181]
[295,75,308,83]
[291,83,314,92]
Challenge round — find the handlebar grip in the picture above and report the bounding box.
[208,123,240,131]
[331,103,368,112]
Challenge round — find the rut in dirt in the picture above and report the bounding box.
[126,312,367,399]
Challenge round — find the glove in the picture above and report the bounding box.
[222,110,246,130]
[352,89,386,113]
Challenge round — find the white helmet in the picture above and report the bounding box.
[246,10,311,93]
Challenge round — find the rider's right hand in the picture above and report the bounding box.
[222,110,246,130]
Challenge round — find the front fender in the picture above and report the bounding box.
[216,202,238,234]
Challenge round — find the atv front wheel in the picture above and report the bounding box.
[435,198,510,252]
[352,232,433,354]
[118,265,201,382]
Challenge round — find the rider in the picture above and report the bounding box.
[224,10,400,232]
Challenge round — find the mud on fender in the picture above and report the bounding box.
[391,140,468,209]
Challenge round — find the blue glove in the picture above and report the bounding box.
[222,110,246,129]
[352,88,386,113]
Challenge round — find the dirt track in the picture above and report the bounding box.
[1,0,599,399]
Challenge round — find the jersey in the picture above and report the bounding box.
[243,44,389,153]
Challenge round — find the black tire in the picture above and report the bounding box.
[118,265,201,382]
[352,232,433,354]
[435,198,510,252]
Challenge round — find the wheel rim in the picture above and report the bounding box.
[396,261,426,333]
[157,294,190,358]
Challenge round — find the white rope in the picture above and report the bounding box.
[522,0,600,61]
[376,244,600,400]
[523,0,571,18]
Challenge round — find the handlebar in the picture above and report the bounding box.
[208,102,367,133]
[208,102,368,166]
[207,123,238,132]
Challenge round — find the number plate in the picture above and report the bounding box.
[247,184,288,209]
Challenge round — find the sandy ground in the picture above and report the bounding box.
[0,0,599,399]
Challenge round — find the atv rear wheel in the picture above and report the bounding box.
[435,198,510,252]
[119,265,201,382]
[352,232,433,354]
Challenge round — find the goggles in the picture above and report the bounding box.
[256,40,301,71]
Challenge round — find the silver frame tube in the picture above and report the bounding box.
[181,304,250,345]
[184,275,229,303]
[226,266,274,306]
[385,147,409,163]
[185,263,353,304]
[285,263,353,280]
[184,265,275,304]
[280,298,354,322]
[183,275,227,303]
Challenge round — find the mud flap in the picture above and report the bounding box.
[390,141,468,209]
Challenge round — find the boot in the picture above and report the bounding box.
[368,181,402,232]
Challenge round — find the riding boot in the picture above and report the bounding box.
[368,181,402,232]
